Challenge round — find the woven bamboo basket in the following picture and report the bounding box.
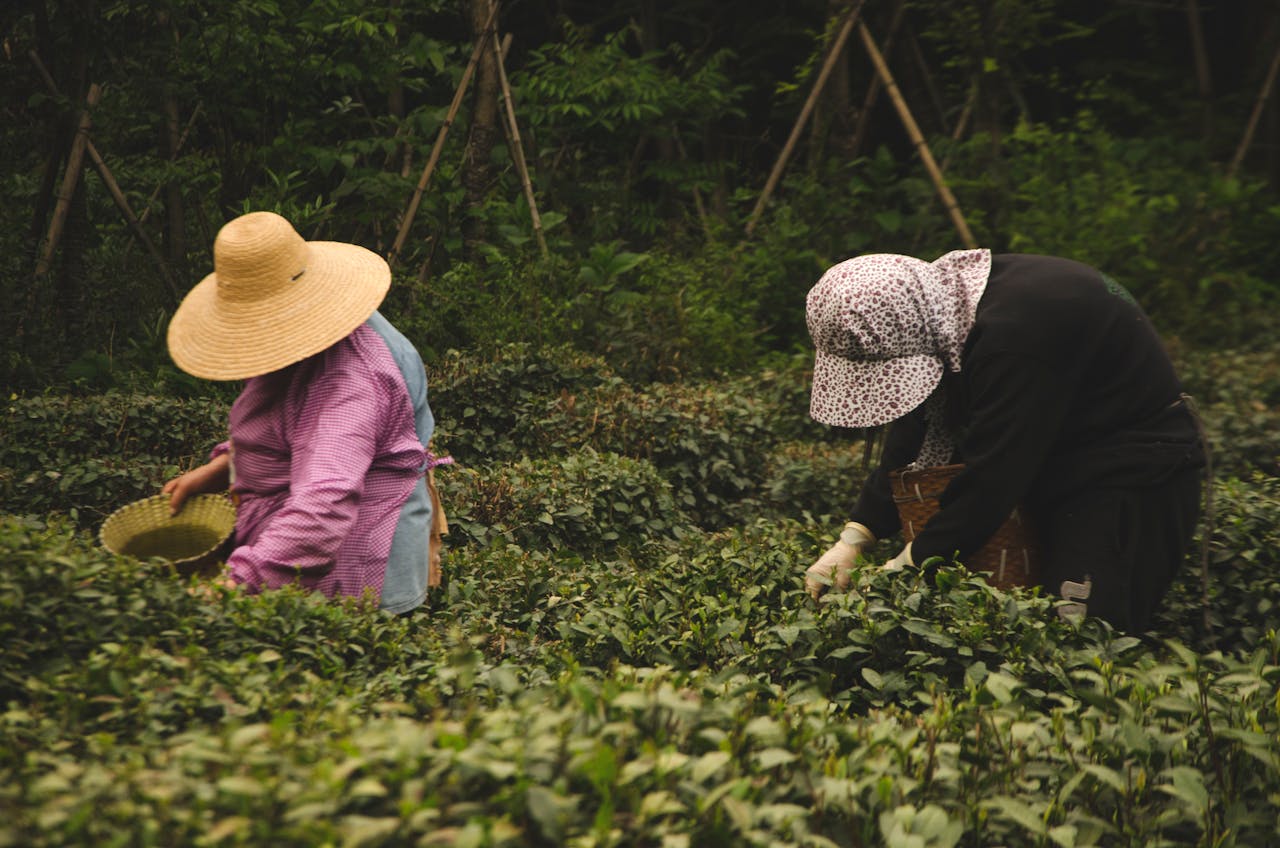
[889,464,1040,590]
[99,494,236,577]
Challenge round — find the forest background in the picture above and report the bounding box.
[4,2,1280,846]
[3,0,1279,389]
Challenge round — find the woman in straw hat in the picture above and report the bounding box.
[803,250,1205,631]
[162,211,444,613]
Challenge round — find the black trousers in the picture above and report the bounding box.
[1038,466,1202,632]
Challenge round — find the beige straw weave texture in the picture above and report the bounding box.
[99,494,236,577]
[167,212,389,380]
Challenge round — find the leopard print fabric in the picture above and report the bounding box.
[807,249,991,465]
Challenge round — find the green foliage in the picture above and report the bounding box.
[2,331,1280,845]
[559,380,776,529]
[5,503,1280,845]
[431,344,780,528]
[516,24,747,241]
[568,246,767,381]
[1176,347,1280,479]
[754,440,870,522]
[945,115,1280,342]
[0,392,228,525]
[428,343,616,464]
[441,449,682,554]
[1155,474,1280,653]
[4,3,1280,840]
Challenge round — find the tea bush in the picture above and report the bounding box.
[554,379,777,529]
[3,514,1280,847]
[0,392,228,525]
[428,343,616,465]
[439,449,682,554]
[1154,473,1280,653]
[4,341,1280,845]
[433,344,791,529]
[752,440,871,523]
[0,392,227,463]
[1176,347,1280,479]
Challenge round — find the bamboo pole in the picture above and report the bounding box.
[92,149,181,303]
[36,82,101,278]
[745,0,866,237]
[30,52,180,302]
[1228,40,1280,179]
[388,2,499,268]
[491,22,549,258]
[857,22,976,249]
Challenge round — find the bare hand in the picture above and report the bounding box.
[162,453,231,515]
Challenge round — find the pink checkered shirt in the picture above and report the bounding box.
[214,323,426,599]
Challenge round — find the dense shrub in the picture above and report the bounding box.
[751,440,871,522]
[945,118,1280,344]
[439,449,682,554]
[1176,347,1280,479]
[1155,474,1280,653]
[0,393,228,525]
[431,345,791,529]
[4,512,1280,847]
[428,343,617,464]
[555,380,776,529]
[4,332,1280,846]
[0,392,227,464]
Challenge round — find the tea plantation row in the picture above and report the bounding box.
[2,343,1279,846]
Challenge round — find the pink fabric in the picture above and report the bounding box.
[217,323,426,599]
[807,249,991,465]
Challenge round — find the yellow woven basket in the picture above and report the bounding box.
[99,493,237,577]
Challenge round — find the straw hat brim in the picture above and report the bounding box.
[167,241,390,381]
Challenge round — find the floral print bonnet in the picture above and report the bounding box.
[807,249,992,467]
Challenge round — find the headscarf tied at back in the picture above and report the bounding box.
[806,249,992,467]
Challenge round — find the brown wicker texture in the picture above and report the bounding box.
[99,494,236,577]
[889,464,1040,590]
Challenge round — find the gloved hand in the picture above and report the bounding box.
[881,542,914,571]
[805,522,875,599]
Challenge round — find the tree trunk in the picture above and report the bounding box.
[27,1,63,261]
[1186,0,1213,143]
[163,91,187,271]
[809,0,855,168]
[637,0,674,163]
[461,0,501,259]
[849,0,907,158]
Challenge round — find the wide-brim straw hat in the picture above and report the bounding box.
[168,211,390,380]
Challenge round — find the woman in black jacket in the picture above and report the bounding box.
[803,249,1204,631]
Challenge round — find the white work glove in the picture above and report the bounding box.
[805,522,875,599]
[881,542,914,572]
[1057,576,1093,621]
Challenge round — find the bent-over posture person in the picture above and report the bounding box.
[803,250,1204,631]
[163,211,442,614]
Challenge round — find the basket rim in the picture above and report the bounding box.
[889,463,965,503]
[99,492,236,563]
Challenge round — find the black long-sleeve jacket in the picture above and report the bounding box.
[850,254,1204,563]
